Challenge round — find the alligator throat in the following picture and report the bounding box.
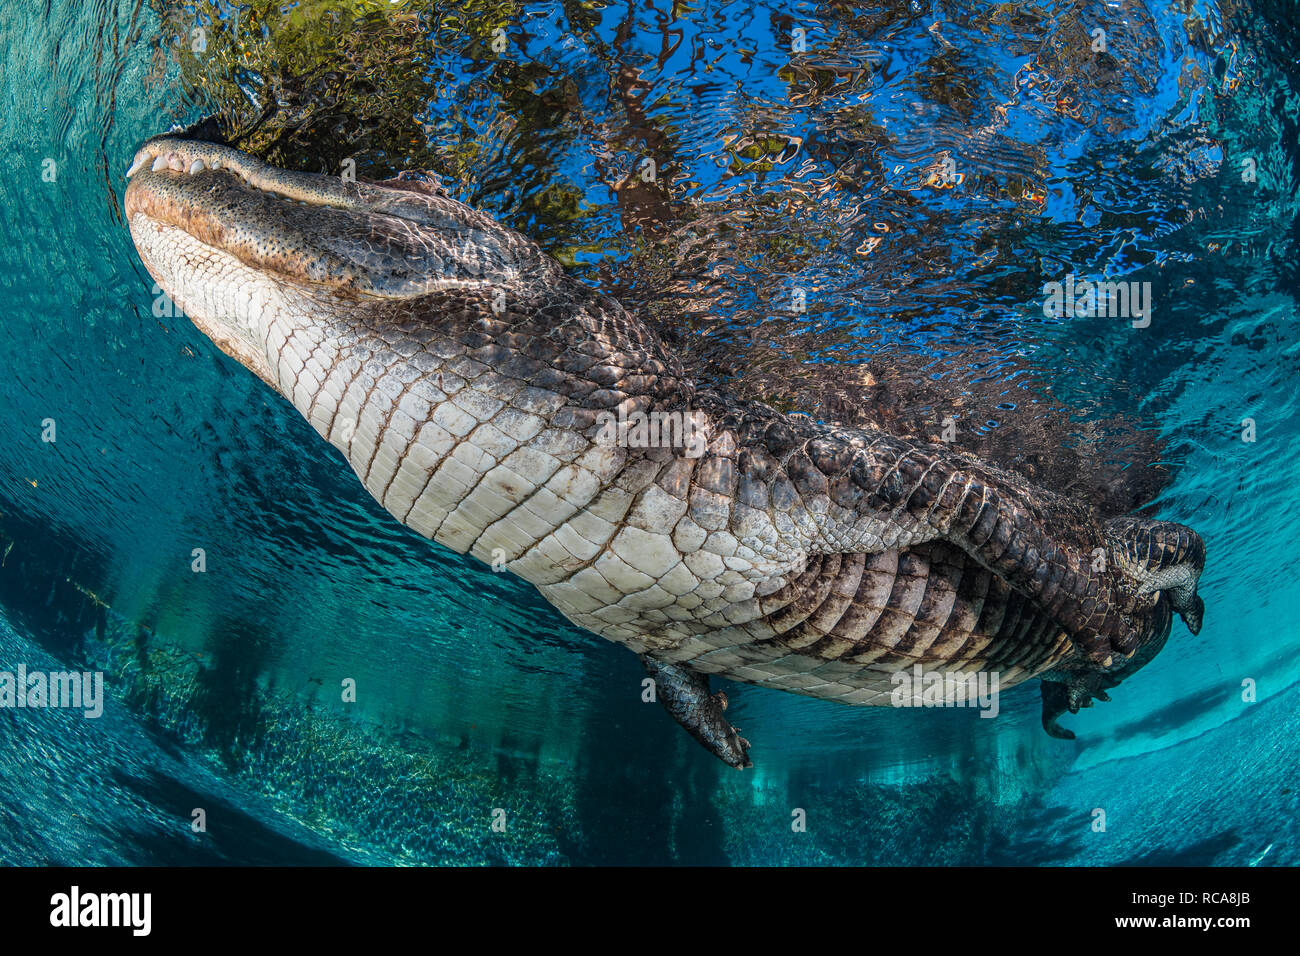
[125,135,1206,768]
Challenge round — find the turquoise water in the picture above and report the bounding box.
[0,0,1297,864]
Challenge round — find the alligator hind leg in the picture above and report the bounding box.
[1039,671,1117,740]
[642,657,753,769]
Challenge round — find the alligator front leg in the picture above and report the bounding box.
[642,657,753,769]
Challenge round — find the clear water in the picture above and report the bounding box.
[0,0,1296,865]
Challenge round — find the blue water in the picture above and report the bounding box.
[0,0,1296,865]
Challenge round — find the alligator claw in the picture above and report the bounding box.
[1043,716,1077,740]
[1041,681,1078,738]
[643,657,753,769]
[1040,666,1126,740]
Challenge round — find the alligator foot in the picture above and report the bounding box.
[1040,670,1122,740]
[1040,681,1078,740]
[642,657,752,769]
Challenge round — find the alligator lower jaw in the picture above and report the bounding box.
[125,213,283,388]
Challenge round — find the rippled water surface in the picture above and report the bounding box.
[0,0,1297,864]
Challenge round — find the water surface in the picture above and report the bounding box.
[0,0,1296,864]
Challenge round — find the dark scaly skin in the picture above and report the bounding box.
[123,134,1207,768]
[1104,516,1205,634]
[1038,516,1202,738]
[696,393,1164,665]
[643,657,752,768]
[1040,601,1173,740]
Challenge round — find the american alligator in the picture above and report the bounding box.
[124,133,1206,768]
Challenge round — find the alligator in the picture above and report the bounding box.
[123,133,1206,768]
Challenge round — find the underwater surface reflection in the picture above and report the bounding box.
[0,0,1296,864]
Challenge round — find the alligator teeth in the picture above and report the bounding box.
[125,150,150,178]
[128,148,218,180]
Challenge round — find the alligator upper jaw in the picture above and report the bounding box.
[123,136,521,299]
